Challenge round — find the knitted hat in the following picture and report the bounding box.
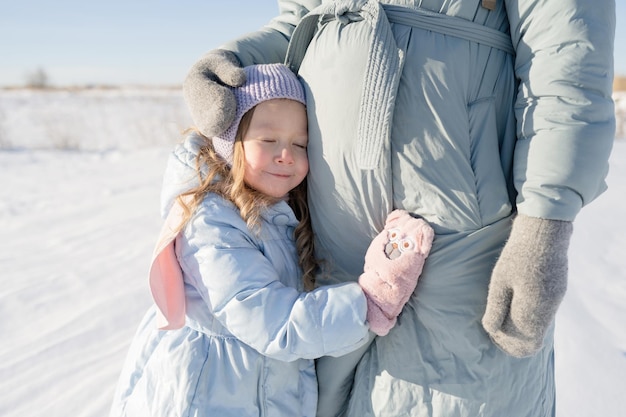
[213,63,306,165]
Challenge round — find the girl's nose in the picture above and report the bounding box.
[276,146,294,164]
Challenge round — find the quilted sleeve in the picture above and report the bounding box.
[505,0,616,220]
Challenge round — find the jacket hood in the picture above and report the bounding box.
[160,132,207,218]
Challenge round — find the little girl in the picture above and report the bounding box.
[109,64,434,417]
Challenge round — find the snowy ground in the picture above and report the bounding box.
[0,89,624,417]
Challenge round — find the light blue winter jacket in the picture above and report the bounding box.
[109,134,371,417]
[215,1,616,416]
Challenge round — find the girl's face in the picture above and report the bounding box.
[242,99,309,199]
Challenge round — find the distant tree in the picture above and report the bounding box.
[26,67,49,89]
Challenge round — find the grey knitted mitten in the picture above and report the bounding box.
[482,214,573,358]
[183,49,246,138]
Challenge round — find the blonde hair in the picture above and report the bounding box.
[175,108,319,291]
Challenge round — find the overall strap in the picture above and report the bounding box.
[285,2,338,76]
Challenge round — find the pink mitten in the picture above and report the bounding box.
[358,209,435,336]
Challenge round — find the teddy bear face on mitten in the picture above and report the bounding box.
[358,209,435,336]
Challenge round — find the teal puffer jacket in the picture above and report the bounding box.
[218,1,615,416]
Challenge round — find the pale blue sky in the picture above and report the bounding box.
[1,0,624,87]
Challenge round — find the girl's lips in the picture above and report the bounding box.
[268,172,292,178]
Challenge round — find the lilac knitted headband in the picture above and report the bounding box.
[213,63,306,165]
